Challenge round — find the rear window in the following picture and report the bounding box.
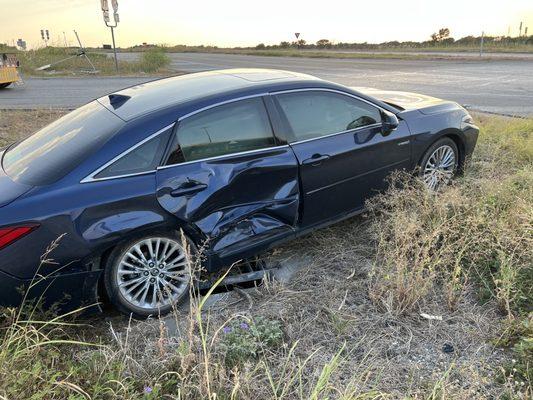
[2,101,124,185]
[93,132,169,180]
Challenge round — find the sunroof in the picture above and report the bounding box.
[226,70,298,82]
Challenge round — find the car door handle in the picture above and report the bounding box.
[302,154,330,166]
[170,182,207,197]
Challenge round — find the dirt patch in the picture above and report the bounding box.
[0,109,67,147]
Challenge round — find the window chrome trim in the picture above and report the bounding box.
[271,87,387,145]
[290,123,382,145]
[80,123,175,184]
[157,145,290,170]
[80,87,387,183]
[80,94,273,183]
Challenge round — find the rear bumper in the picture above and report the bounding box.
[0,269,102,313]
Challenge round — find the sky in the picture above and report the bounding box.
[1,0,533,49]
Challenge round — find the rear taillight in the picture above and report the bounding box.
[0,225,39,250]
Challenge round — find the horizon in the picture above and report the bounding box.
[2,0,533,49]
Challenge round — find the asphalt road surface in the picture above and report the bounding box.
[1,52,532,116]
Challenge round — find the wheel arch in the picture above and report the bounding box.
[418,129,466,171]
[94,219,202,309]
[95,217,203,270]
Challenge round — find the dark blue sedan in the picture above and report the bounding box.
[0,69,479,317]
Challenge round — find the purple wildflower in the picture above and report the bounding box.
[144,386,153,394]
[240,322,250,330]
[223,326,232,334]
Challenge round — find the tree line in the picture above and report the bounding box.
[254,29,533,50]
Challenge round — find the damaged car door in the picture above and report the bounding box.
[155,96,300,268]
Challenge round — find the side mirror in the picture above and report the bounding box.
[381,110,399,136]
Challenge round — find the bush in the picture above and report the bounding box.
[138,48,170,73]
[366,114,532,397]
[367,115,532,317]
[367,170,532,316]
[218,317,283,367]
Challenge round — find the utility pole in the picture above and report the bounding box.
[479,31,484,57]
[100,0,120,73]
[519,21,523,37]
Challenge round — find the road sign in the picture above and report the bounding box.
[45,30,50,40]
[294,32,300,39]
[16,39,27,50]
[100,0,119,73]
[40,30,45,40]
[111,0,119,22]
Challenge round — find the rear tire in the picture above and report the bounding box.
[104,232,196,318]
[418,137,459,191]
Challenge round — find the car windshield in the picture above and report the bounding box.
[2,101,124,186]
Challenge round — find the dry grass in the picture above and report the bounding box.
[0,110,531,399]
[137,45,533,61]
[0,109,67,147]
[13,47,171,76]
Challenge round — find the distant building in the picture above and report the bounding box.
[16,39,27,50]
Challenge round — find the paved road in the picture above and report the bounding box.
[1,52,532,116]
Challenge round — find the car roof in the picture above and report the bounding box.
[97,68,320,121]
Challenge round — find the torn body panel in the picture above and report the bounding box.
[155,146,300,269]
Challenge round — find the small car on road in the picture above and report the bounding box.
[0,69,479,317]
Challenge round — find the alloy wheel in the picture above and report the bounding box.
[116,237,190,310]
[422,144,456,191]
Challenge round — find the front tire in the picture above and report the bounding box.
[104,232,194,318]
[419,137,459,191]
[0,83,12,89]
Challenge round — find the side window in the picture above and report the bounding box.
[275,91,382,142]
[166,97,276,164]
[94,133,168,179]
